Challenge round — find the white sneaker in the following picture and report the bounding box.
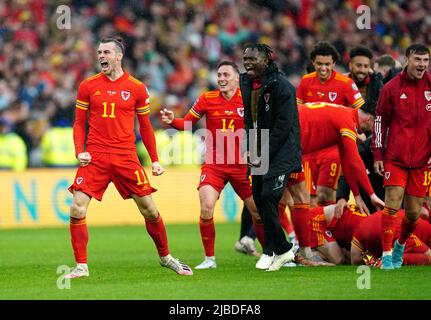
[235,236,260,256]
[64,263,89,279]
[195,257,217,269]
[256,254,273,270]
[267,249,295,271]
[160,255,193,275]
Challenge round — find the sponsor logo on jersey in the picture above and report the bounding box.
[93,90,101,96]
[400,93,407,99]
[425,91,431,101]
[237,107,244,117]
[426,104,431,111]
[121,91,131,101]
[317,92,325,98]
[76,177,83,185]
[224,110,233,115]
[329,92,337,102]
[107,90,116,96]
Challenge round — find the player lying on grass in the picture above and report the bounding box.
[351,208,431,266]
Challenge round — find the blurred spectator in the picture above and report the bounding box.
[0,117,27,171]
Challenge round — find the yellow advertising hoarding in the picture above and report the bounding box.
[0,168,243,228]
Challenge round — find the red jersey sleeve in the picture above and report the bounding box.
[296,78,307,105]
[338,128,374,196]
[136,85,158,162]
[171,96,205,130]
[73,81,90,156]
[372,85,392,162]
[344,79,365,109]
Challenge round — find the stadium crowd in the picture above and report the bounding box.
[0,0,430,168]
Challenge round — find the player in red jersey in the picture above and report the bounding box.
[296,42,365,206]
[286,101,384,265]
[66,37,192,278]
[351,209,431,266]
[372,44,431,270]
[309,205,368,264]
[160,61,264,269]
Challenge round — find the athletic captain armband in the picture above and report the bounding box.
[340,128,357,142]
[76,99,89,110]
[189,107,203,119]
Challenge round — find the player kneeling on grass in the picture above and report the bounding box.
[65,37,192,278]
[308,204,368,265]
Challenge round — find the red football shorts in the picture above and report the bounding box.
[309,147,342,192]
[404,234,430,254]
[309,206,336,248]
[198,164,252,200]
[383,161,430,197]
[302,157,316,195]
[287,171,306,187]
[68,152,156,201]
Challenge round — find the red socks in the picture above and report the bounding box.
[199,217,215,257]
[382,207,398,252]
[278,203,294,234]
[145,213,170,257]
[70,216,88,264]
[399,215,418,245]
[251,216,265,247]
[291,203,311,247]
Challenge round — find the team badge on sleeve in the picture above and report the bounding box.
[352,83,359,91]
[329,92,337,102]
[121,91,131,101]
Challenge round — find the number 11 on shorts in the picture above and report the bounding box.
[134,169,148,185]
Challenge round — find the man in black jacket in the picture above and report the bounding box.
[240,43,302,271]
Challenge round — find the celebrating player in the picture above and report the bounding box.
[296,41,365,206]
[66,37,193,278]
[372,44,431,269]
[286,101,385,265]
[160,61,264,269]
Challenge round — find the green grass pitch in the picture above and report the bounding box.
[1,223,431,300]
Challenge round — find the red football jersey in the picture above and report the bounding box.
[297,70,365,161]
[171,88,245,165]
[351,210,431,257]
[297,102,373,196]
[328,206,368,249]
[74,71,152,155]
[296,70,365,108]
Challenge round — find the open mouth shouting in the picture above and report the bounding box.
[100,61,109,72]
